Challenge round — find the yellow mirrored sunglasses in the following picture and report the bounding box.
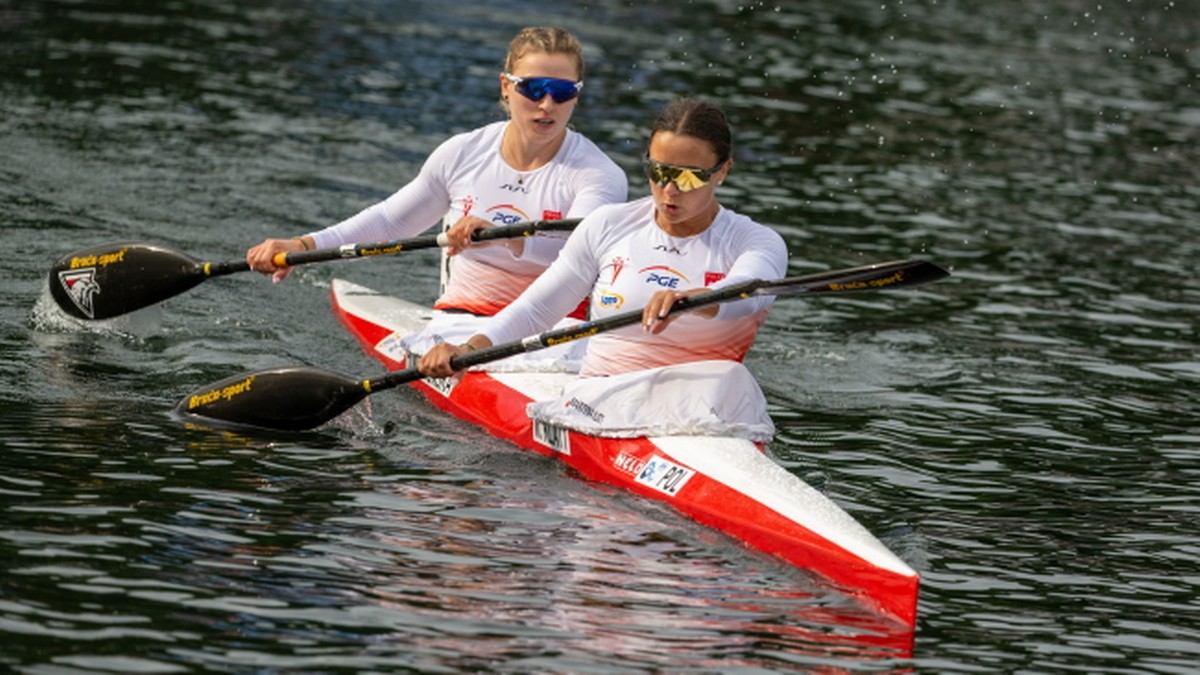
[642,155,726,192]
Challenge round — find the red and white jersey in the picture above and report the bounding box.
[482,196,788,377]
[308,121,626,315]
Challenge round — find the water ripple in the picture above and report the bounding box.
[3,0,1200,671]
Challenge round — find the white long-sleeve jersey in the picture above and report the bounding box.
[482,196,789,377]
[309,121,627,315]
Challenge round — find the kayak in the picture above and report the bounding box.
[329,278,920,628]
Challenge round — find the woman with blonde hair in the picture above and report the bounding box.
[247,27,626,316]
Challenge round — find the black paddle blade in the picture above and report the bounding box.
[816,258,950,292]
[175,366,371,431]
[771,259,950,296]
[48,242,210,320]
[901,259,951,287]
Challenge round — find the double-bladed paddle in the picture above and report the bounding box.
[176,258,951,432]
[46,218,582,321]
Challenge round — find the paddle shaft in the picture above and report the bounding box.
[47,218,580,320]
[363,258,947,393]
[269,217,582,268]
[175,258,949,431]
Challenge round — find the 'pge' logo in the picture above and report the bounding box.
[491,212,525,225]
[645,273,680,288]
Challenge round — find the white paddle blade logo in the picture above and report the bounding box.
[58,268,100,319]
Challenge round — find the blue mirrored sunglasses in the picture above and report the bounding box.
[503,73,583,104]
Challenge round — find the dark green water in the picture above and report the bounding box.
[2,0,1198,671]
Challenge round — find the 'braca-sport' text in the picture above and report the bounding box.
[355,243,407,257]
[826,269,906,292]
[187,375,255,410]
[68,248,128,269]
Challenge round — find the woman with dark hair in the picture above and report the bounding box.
[419,97,787,379]
[245,27,626,317]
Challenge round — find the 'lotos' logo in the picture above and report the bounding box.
[597,289,624,309]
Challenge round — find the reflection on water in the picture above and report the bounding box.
[2,0,1199,671]
[1,401,915,670]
